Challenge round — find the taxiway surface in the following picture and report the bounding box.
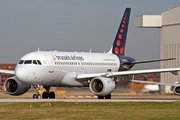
[1,98,180,102]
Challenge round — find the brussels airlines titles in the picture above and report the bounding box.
[53,55,84,61]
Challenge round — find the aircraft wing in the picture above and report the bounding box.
[76,68,180,80]
[0,69,14,74]
[131,80,179,87]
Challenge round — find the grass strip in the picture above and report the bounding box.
[0,102,180,120]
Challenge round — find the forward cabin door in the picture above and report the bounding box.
[45,55,54,73]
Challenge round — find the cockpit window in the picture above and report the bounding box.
[33,60,38,65]
[37,60,42,65]
[18,60,24,64]
[24,60,32,64]
[19,60,41,65]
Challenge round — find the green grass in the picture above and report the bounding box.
[0,102,180,120]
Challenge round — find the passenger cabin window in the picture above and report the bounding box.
[24,60,32,64]
[18,60,24,64]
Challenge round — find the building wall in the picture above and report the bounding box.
[135,5,180,93]
[160,5,180,93]
[161,6,180,26]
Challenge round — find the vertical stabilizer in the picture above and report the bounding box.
[112,8,131,55]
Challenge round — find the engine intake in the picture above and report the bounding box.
[173,86,180,96]
[89,77,115,96]
[4,77,30,96]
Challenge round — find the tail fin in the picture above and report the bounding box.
[112,8,131,55]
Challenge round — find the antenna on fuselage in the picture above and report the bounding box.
[38,48,40,52]
[89,49,91,53]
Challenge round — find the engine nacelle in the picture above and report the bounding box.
[89,77,116,96]
[4,77,30,96]
[173,86,180,96]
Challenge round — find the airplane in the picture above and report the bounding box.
[131,80,180,95]
[2,8,180,99]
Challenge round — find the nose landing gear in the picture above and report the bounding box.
[32,85,55,99]
[33,84,41,99]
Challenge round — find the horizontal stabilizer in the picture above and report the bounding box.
[124,58,175,65]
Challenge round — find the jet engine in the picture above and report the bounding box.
[89,77,116,96]
[173,86,180,96]
[4,77,30,95]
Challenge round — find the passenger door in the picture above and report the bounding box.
[44,55,54,73]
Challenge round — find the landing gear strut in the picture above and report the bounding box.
[42,86,55,99]
[98,94,111,99]
[33,84,41,99]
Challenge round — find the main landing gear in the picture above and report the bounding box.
[42,86,55,99]
[98,94,111,99]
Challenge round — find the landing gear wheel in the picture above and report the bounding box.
[98,96,104,99]
[42,91,55,99]
[42,92,48,99]
[33,84,41,99]
[49,92,55,99]
[105,94,111,99]
[42,86,56,99]
[36,94,41,99]
[33,94,36,99]
[33,94,41,99]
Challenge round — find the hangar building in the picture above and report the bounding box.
[136,5,180,93]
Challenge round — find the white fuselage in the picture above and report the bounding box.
[15,51,120,86]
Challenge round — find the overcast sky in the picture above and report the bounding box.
[0,0,180,70]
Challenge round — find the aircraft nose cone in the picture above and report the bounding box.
[15,66,28,83]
